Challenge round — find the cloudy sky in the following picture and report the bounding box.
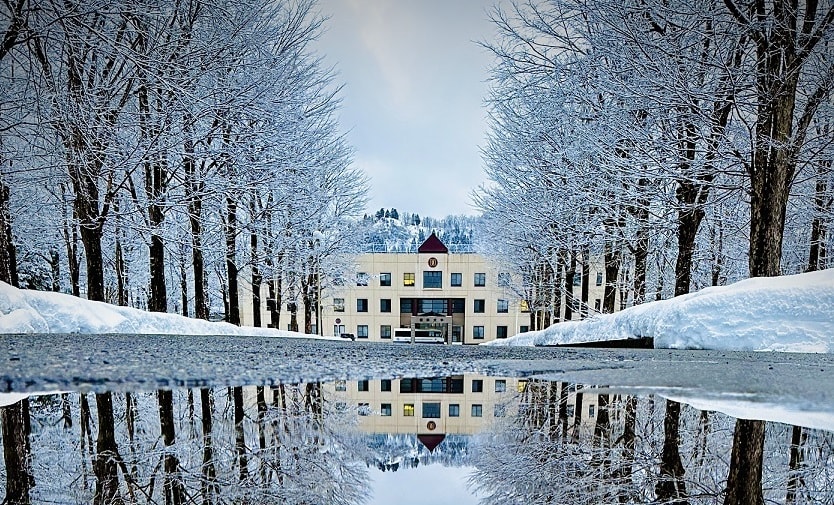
[315,0,499,218]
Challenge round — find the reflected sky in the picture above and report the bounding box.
[368,464,480,505]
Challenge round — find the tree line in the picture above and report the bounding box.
[474,2,833,503]
[0,0,368,329]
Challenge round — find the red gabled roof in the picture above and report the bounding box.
[418,232,448,253]
[417,434,446,453]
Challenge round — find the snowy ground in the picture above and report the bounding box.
[0,281,334,340]
[486,269,834,353]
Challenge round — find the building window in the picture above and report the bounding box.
[496,326,508,339]
[357,299,368,312]
[380,298,392,313]
[451,272,462,287]
[566,405,575,418]
[381,403,392,416]
[403,273,415,286]
[356,272,369,286]
[573,273,581,286]
[403,403,415,417]
[335,380,346,391]
[423,271,442,288]
[451,299,465,313]
[358,380,369,391]
[495,379,506,392]
[474,299,485,313]
[474,272,486,287]
[520,325,529,333]
[596,272,603,286]
[422,402,441,418]
[472,379,483,392]
[420,299,446,313]
[333,298,345,312]
[517,379,528,393]
[497,272,511,287]
[497,299,509,313]
[520,299,530,312]
[400,298,413,313]
[471,404,483,417]
[449,404,460,417]
[358,403,371,416]
[357,325,368,339]
[589,405,595,418]
[594,299,602,311]
[494,404,506,417]
[380,325,392,339]
[380,272,391,287]
[473,326,485,340]
[380,379,391,391]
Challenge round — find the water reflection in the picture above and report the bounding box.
[1,376,833,504]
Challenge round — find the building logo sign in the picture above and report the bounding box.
[428,257,438,268]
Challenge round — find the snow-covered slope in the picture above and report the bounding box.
[0,281,324,339]
[487,269,834,352]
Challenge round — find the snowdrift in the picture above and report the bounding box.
[0,281,320,339]
[487,269,834,352]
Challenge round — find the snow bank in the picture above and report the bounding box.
[0,281,328,339]
[487,269,834,352]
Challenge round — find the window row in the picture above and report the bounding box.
[372,402,503,418]
[333,297,512,314]
[345,378,509,393]
[331,324,512,340]
[354,271,504,288]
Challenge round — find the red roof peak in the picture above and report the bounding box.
[418,232,448,253]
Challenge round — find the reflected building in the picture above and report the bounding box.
[327,375,602,443]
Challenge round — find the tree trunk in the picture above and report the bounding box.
[62,196,81,297]
[558,381,569,441]
[603,239,621,313]
[564,252,576,321]
[808,160,831,272]
[225,197,240,325]
[184,125,207,320]
[724,419,765,505]
[656,399,688,504]
[256,386,268,484]
[233,386,248,482]
[786,425,806,504]
[157,390,185,505]
[0,179,18,287]
[250,197,262,327]
[200,388,218,503]
[93,392,123,505]
[571,385,583,444]
[617,395,637,503]
[580,248,590,319]
[1,399,33,504]
[179,250,188,317]
[675,205,705,297]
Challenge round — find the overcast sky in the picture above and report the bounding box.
[315,0,499,219]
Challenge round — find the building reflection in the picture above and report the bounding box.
[2,379,833,504]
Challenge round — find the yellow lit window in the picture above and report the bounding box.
[517,379,528,393]
[403,273,415,287]
[403,403,415,416]
[520,300,530,313]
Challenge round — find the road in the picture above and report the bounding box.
[2,333,833,429]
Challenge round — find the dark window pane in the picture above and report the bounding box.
[422,402,441,418]
[423,271,442,288]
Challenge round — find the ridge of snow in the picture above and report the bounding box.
[486,269,834,352]
[0,281,328,339]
